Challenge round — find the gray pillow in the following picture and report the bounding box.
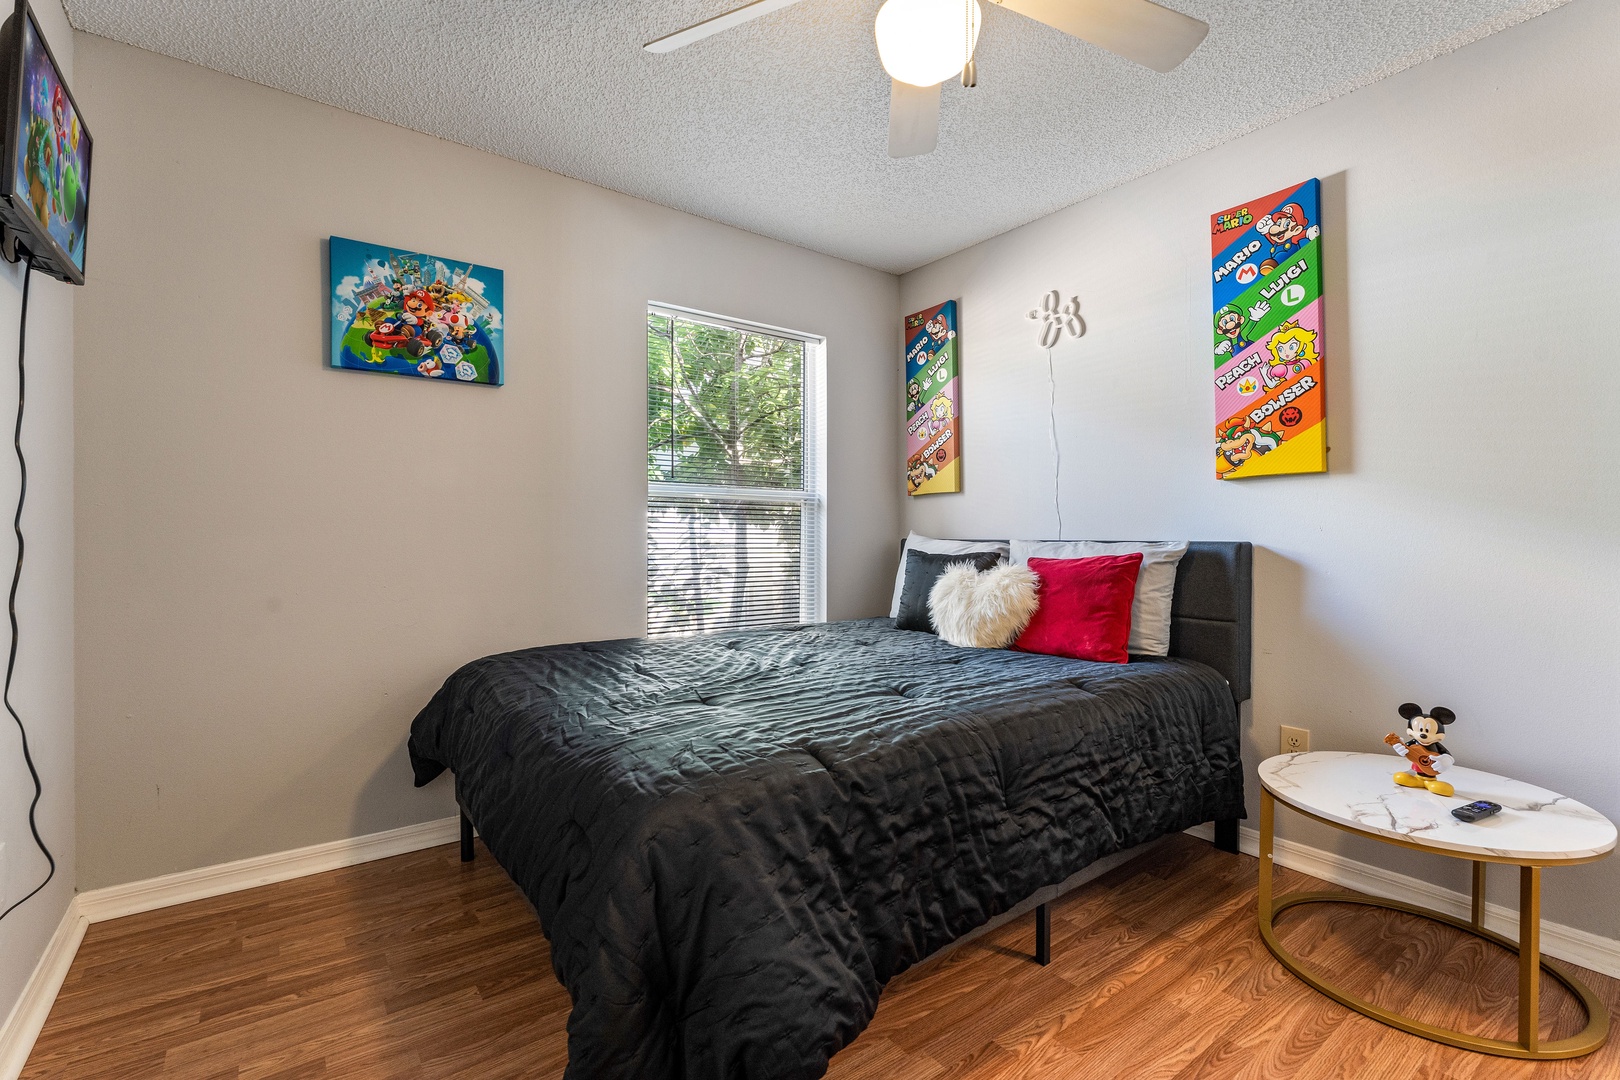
[896,549,1005,633]
[890,533,1010,617]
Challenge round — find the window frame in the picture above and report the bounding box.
[645,302,827,635]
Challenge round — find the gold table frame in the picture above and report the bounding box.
[1259,787,1611,1059]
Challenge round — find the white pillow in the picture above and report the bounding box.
[928,563,1040,649]
[890,532,1010,618]
[1009,540,1189,656]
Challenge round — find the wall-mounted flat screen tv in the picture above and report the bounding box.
[0,0,88,284]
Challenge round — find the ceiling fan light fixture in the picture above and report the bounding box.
[875,0,982,88]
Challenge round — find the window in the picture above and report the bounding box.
[647,305,825,638]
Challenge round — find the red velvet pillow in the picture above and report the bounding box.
[1013,554,1143,663]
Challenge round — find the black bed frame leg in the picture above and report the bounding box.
[460,809,475,863]
[1214,818,1239,855]
[1034,903,1051,966]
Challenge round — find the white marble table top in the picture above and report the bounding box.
[1259,752,1617,863]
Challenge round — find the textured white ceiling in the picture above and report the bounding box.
[64,0,1568,272]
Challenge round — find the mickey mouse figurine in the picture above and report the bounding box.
[1384,703,1458,797]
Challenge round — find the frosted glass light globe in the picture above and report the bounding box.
[874,0,982,88]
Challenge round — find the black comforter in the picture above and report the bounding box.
[409,619,1244,1079]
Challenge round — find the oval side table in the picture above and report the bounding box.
[1258,751,1616,1059]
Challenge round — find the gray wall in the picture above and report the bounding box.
[0,0,76,1037]
[71,35,900,889]
[899,0,1619,939]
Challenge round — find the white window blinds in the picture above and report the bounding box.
[647,306,824,638]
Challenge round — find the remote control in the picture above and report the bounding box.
[1451,800,1502,823]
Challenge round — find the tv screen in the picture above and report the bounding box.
[0,1,88,284]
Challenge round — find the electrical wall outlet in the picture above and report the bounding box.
[1280,725,1311,754]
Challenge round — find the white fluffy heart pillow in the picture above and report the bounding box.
[928,562,1040,648]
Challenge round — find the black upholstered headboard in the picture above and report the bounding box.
[1168,542,1252,705]
[899,539,1253,705]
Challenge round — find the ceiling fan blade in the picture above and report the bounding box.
[644,0,812,53]
[888,79,941,158]
[996,0,1208,72]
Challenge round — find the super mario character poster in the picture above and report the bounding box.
[905,300,961,496]
[1211,179,1326,479]
[329,236,504,385]
[14,12,89,275]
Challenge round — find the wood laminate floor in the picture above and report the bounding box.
[22,834,1620,1079]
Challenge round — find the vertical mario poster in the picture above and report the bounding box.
[1211,179,1326,479]
[905,300,961,495]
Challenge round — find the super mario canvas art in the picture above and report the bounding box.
[1210,179,1326,479]
[904,300,961,495]
[328,236,504,385]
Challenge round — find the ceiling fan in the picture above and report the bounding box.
[645,0,1209,158]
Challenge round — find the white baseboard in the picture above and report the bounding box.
[0,815,463,1080]
[0,897,88,1080]
[76,816,462,923]
[1187,823,1620,980]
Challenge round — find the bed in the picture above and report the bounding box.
[408,541,1251,1079]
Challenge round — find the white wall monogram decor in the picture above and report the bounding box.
[1027,290,1084,348]
[1025,290,1084,538]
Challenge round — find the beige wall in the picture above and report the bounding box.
[899,0,1619,940]
[72,35,900,889]
[0,0,76,1047]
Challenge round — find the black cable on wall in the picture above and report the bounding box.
[0,253,54,925]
